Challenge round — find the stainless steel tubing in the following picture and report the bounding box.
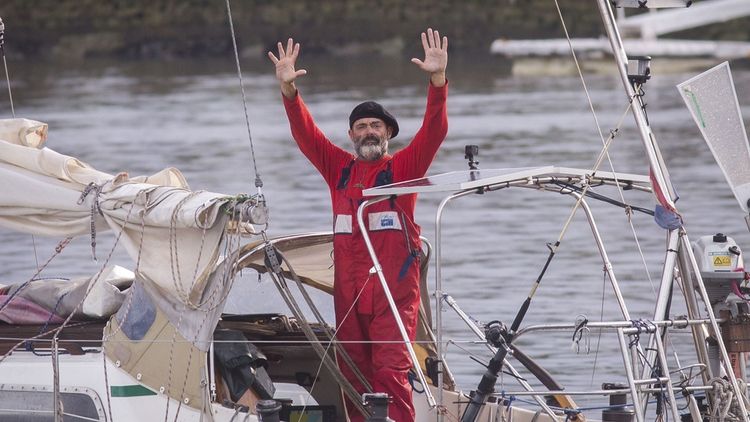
[653,330,682,421]
[617,328,645,422]
[676,244,714,383]
[357,197,436,408]
[571,192,631,320]
[442,294,560,420]
[434,188,484,417]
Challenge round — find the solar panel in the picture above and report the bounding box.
[363,167,551,196]
[362,166,650,197]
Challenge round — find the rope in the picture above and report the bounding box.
[31,236,40,272]
[710,377,750,422]
[77,182,105,260]
[571,315,590,354]
[302,277,369,415]
[711,377,733,421]
[627,319,659,374]
[27,292,69,354]
[552,0,613,172]
[224,0,263,190]
[589,271,607,388]
[0,237,72,315]
[444,339,494,363]
[168,192,197,304]
[102,192,148,342]
[162,201,245,421]
[169,238,240,422]
[162,306,185,421]
[102,346,115,422]
[42,190,140,421]
[168,193,244,311]
[275,249,373,390]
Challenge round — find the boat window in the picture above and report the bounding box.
[0,388,104,421]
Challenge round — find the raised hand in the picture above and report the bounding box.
[268,38,307,98]
[411,28,448,87]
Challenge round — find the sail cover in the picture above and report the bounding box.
[678,62,750,213]
[0,118,242,343]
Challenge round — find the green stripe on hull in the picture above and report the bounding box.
[110,385,157,397]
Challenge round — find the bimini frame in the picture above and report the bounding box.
[360,165,749,421]
[359,168,637,418]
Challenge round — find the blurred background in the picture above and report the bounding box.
[0,0,748,61]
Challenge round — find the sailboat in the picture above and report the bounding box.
[1,0,750,421]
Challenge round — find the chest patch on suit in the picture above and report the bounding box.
[334,215,353,234]
[368,211,402,231]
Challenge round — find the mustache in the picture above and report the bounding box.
[360,134,381,144]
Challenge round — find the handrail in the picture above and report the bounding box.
[514,318,719,339]
[356,196,437,409]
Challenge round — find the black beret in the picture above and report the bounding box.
[349,101,399,139]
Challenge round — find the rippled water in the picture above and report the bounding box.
[1,55,750,408]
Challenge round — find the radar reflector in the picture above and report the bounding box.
[678,62,750,213]
[612,0,691,8]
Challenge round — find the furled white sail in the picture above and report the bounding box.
[0,118,246,348]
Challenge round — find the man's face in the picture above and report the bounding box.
[349,118,392,161]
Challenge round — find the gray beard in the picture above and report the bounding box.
[356,143,386,161]
[356,139,388,161]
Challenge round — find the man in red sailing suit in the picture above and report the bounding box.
[269,28,448,422]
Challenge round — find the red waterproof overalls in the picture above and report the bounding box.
[283,83,448,422]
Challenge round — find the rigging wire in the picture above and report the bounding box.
[551,1,669,391]
[543,99,633,264]
[548,0,668,396]
[552,0,656,295]
[0,18,41,271]
[552,8,697,414]
[0,237,72,316]
[224,0,264,191]
[303,273,373,418]
[590,270,608,388]
[0,18,15,118]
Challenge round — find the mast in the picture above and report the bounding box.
[595,1,676,208]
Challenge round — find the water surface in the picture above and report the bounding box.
[2,55,750,409]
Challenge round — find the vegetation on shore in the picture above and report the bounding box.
[1,0,748,60]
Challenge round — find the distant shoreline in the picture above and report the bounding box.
[1,1,748,61]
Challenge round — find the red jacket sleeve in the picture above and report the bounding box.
[393,82,448,180]
[283,92,353,188]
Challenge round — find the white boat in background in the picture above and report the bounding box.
[2,1,750,422]
[491,0,750,63]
